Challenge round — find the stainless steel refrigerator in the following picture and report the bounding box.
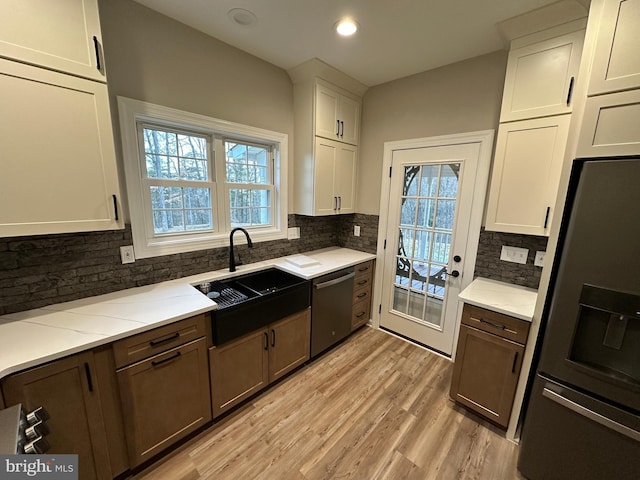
[518,157,640,479]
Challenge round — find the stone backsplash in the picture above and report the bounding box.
[0,215,546,315]
[0,215,342,315]
[474,228,548,290]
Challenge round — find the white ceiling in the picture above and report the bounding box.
[132,0,585,86]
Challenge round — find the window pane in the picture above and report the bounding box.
[404,166,420,196]
[229,188,271,227]
[420,165,439,197]
[439,164,460,198]
[225,140,270,184]
[143,127,209,181]
[413,230,432,261]
[400,198,416,226]
[146,154,178,179]
[180,157,208,181]
[184,187,210,208]
[435,199,456,230]
[144,128,177,155]
[177,134,207,159]
[150,186,182,209]
[417,199,435,228]
[185,209,212,231]
[153,210,184,234]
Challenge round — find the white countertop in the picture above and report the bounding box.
[0,247,375,379]
[458,277,538,322]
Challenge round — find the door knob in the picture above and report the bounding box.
[453,255,462,263]
[445,269,460,278]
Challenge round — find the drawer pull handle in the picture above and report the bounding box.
[357,280,368,286]
[149,332,180,347]
[358,266,369,272]
[357,292,367,299]
[479,318,505,330]
[151,351,181,367]
[355,311,366,318]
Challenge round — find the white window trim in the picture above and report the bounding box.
[118,96,288,259]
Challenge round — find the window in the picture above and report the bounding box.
[118,97,288,259]
[225,141,273,228]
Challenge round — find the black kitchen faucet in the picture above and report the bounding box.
[229,227,254,272]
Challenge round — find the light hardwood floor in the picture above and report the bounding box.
[130,327,524,480]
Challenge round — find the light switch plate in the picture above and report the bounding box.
[534,250,546,267]
[500,245,528,264]
[120,245,135,264]
[354,225,361,237]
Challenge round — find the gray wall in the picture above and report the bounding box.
[357,50,508,215]
[98,0,294,220]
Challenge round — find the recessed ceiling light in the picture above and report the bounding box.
[228,8,257,27]
[335,19,358,36]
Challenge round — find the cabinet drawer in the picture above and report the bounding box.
[353,285,371,305]
[113,314,206,368]
[461,304,530,345]
[352,299,370,330]
[354,260,374,281]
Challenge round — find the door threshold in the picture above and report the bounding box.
[379,326,452,360]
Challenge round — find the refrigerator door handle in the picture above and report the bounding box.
[542,387,640,442]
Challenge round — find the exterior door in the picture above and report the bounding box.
[377,133,492,356]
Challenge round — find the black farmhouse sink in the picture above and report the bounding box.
[196,268,310,345]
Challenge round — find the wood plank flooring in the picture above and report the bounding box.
[130,327,524,480]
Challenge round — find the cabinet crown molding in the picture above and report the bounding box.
[288,58,368,97]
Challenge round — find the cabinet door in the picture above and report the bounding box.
[117,338,211,467]
[314,137,339,215]
[209,329,269,418]
[588,0,640,95]
[0,58,121,237]
[338,94,360,145]
[578,89,640,157]
[0,0,105,81]
[450,325,524,428]
[315,84,340,140]
[334,143,357,214]
[2,352,111,480]
[500,31,584,122]
[485,115,571,235]
[268,309,311,382]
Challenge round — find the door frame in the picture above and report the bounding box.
[372,130,494,359]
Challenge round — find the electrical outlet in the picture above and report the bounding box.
[500,245,528,265]
[534,250,546,267]
[120,245,135,264]
[354,225,361,237]
[287,227,300,240]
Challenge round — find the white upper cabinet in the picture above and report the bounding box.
[500,30,584,122]
[315,83,361,145]
[0,0,106,82]
[588,0,640,95]
[0,59,122,236]
[485,115,571,236]
[313,138,357,215]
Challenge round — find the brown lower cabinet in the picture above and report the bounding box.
[209,308,310,417]
[1,351,112,480]
[450,304,530,428]
[115,322,211,468]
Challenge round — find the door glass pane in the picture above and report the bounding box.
[393,162,460,328]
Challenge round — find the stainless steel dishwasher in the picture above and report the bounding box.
[310,267,354,357]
